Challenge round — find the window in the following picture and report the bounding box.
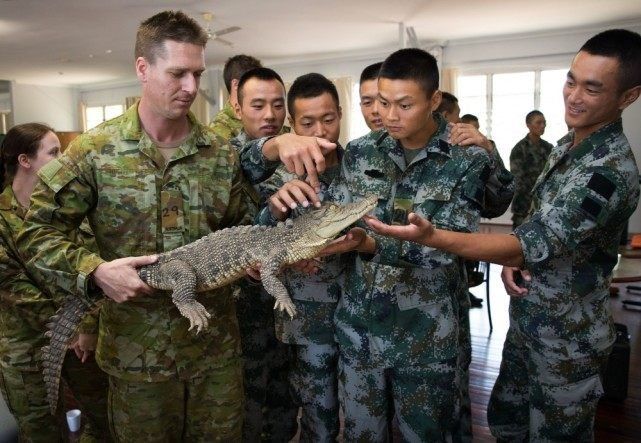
[457,68,568,168]
[85,104,124,130]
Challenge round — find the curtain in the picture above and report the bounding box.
[330,76,351,147]
[190,92,209,125]
[441,68,459,95]
[125,96,140,109]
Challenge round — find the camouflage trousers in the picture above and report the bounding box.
[107,358,243,442]
[338,355,458,441]
[454,293,472,443]
[487,324,610,441]
[291,343,340,442]
[0,350,109,443]
[236,285,298,442]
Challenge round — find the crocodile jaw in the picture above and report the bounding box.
[311,195,378,240]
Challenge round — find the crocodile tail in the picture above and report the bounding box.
[42,295,92,415]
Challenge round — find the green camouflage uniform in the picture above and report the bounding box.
[509,134,554,228]
[17,103,251,441]
[228,130,298,442]
[256,145,344,443]
[488,119,640,441]
[209,101,244,142]
[0,186,109,442]
[326,115,490,440]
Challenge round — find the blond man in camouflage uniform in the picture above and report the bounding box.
[366,29,641,441]
[17,12,250,441]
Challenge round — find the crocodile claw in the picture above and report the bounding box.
[274,298,297,319]
[175,301,211,334]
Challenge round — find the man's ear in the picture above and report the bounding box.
[619,85,641,111]
[337,105,343,120]
[233,101,242,119]
[430,90,443,112]
[135,57,149,82]
[17,153,31,169]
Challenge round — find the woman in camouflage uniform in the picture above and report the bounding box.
[0,123,108,442]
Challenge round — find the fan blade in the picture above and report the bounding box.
[212,26,240,37]
[213,36,234,47]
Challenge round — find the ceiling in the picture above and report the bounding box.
[1,0,640,87]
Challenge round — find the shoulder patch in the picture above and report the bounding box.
[376,131,390,146]
[364,169,385,179]
[587,172,616,200]
[438,139,451,154]
[479,164,491,182]
[580,195,603,220]
[37,159,77,193]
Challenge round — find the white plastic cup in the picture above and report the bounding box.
[66,409,81,432]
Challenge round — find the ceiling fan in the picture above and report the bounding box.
[202,12,240,47]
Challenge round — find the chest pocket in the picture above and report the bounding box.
[93,167,156,257]
[413,183,453,228]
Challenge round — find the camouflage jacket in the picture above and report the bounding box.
[0,186,96,370]
[255,144,344,345]
[328,115,491,364]
[509,134,554,226]
[209,101,243,142]
[513,119,639,359]
[18,103,250,382]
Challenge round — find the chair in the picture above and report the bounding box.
[468,261,493,333]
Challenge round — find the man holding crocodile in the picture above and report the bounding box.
[17,10,337,441]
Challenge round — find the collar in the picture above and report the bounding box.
[0,185,25,218]
[118,101,212,148]
[558,119,623,163]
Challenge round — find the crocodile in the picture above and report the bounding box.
[42,196,377,413]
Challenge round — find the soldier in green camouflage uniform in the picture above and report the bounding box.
[0,123,109,442]
[258,73,345,442]
[509,110,554,228]
[364,30,641,441]
[228,67,298,441]
[17,12,252,441]
[209,54,262,142]
[270,51,491,440]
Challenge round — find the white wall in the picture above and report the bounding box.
[11,83,79,131]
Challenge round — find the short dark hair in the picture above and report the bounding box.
[287,73,339,119]
[0,122,54,188]
[379,48,439,97]
[436,92,458,114]
[135,11,208,64]
[525,110,544,124]
[460,114,478,124]
[237,67,285,105]
[223,54,262,92]
[580,29,641,92]
[360,62,383,85]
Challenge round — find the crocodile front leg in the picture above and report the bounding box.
[161,259,211,333]
[261,251,297,318]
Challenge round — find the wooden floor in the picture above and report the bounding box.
[467,264,641,442]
